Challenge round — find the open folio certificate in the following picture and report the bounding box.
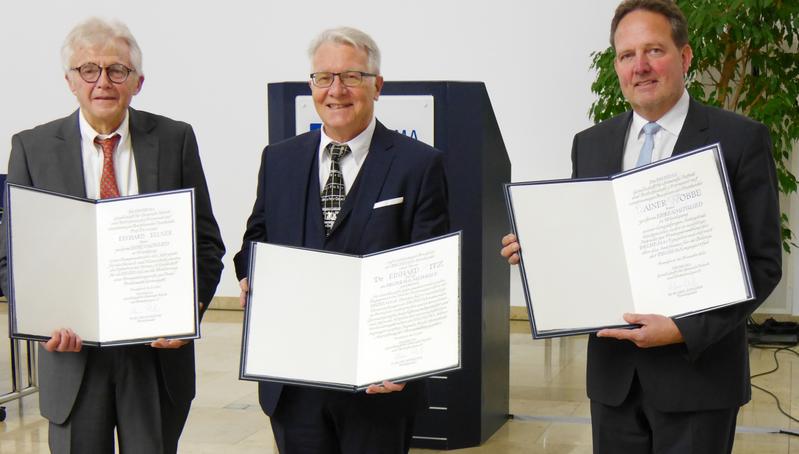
[505,144,753,339]
[240,232,461,392]
[6,184,199,346]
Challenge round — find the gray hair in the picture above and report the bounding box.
[61,17,143,75]
[308,27,381,74]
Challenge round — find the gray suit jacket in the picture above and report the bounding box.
[572,99,782,411]
[0,108,225,423]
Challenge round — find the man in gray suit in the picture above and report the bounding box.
[0,17,225,453]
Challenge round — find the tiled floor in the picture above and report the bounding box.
[1,305,798,453]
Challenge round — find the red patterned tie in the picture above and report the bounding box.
[94,134,121,199]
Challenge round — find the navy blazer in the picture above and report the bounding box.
[234,120,449,416]
[0,108,225,423]
[572,99,782,411]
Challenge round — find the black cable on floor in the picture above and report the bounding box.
[748,345,799,434]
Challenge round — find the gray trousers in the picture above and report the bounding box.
[48,345,190,454]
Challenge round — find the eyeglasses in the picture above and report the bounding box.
[310,71,377,88]
[71,63,135,84]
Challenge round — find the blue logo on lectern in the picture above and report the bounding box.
[396,129,419,140]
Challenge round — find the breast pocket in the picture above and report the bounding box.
[364,196,408,244]
[370,196,404,221]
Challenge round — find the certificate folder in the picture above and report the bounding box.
[6,184,199,346]
[505,144,752,339]
[240,232,461,392]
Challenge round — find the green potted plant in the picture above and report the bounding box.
[589,0,799,250]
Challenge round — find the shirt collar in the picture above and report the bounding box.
[319,116,376,165]
[78,109,130,145]
[630,89,690,138]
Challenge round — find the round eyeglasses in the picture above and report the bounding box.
[310,71,377,88]
[71,63,135,84]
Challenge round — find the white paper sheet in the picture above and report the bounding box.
[506,144,752,338]
[7,185,198,345]
[241,233,461,391]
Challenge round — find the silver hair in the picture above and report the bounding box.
[61,17,143,75]
[308,27,381,74]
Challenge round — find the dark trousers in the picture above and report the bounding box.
[48,345,189,454]
[590,374,738,454]
[270,386,415,454]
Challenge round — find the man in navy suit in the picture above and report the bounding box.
[234,27,449,453]
[0,17,225,453]
[502,1,781,452]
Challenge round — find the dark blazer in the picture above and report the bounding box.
[233,120,449,416]
[572,99,782,411]
[0,108,225,424]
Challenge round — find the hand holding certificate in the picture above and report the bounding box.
[6,185,199,346]
[505,144,752,338]
[240,232,461,391]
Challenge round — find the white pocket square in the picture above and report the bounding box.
[373,197,404,209]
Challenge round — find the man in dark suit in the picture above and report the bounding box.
[501,1,782,452]
[0,17,225,453]
[234,27,449,454]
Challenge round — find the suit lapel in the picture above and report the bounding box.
[607,112,632,173]
[672,99,710,156]
[333,121,395,250]
[602,101,707,173]
[128,108,160,193]
[57,111,88,197]
[292,132,324,247]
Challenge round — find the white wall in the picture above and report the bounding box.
[19,0,795,315]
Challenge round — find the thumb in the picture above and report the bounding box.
[623,313,644,324]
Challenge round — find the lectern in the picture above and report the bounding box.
[267,81,510,449]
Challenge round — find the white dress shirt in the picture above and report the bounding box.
[622,89,690,171]
[317,116,376,192]
[79,110,139,199]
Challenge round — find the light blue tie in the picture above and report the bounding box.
[636,122,661,167]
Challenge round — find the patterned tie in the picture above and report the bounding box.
[95,134,121,199]
[635,122,661,167]
[321,143,350,235]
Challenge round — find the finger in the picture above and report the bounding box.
[499,242,519,258]
[67,332,82,352]
[65,329,80,352]
[500,247,520,264]
[43,340,56,352]
[501,233,517,247]
[382,380,405,392]
[154,339,189,349]
[57,329,74,352]
[597,328,636,340]
[44,330,62,352]
[239,278,250,308]
[151,337,167,348]
[365,382,398,394]
[165,339,187,349]
[500,248,519,263]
